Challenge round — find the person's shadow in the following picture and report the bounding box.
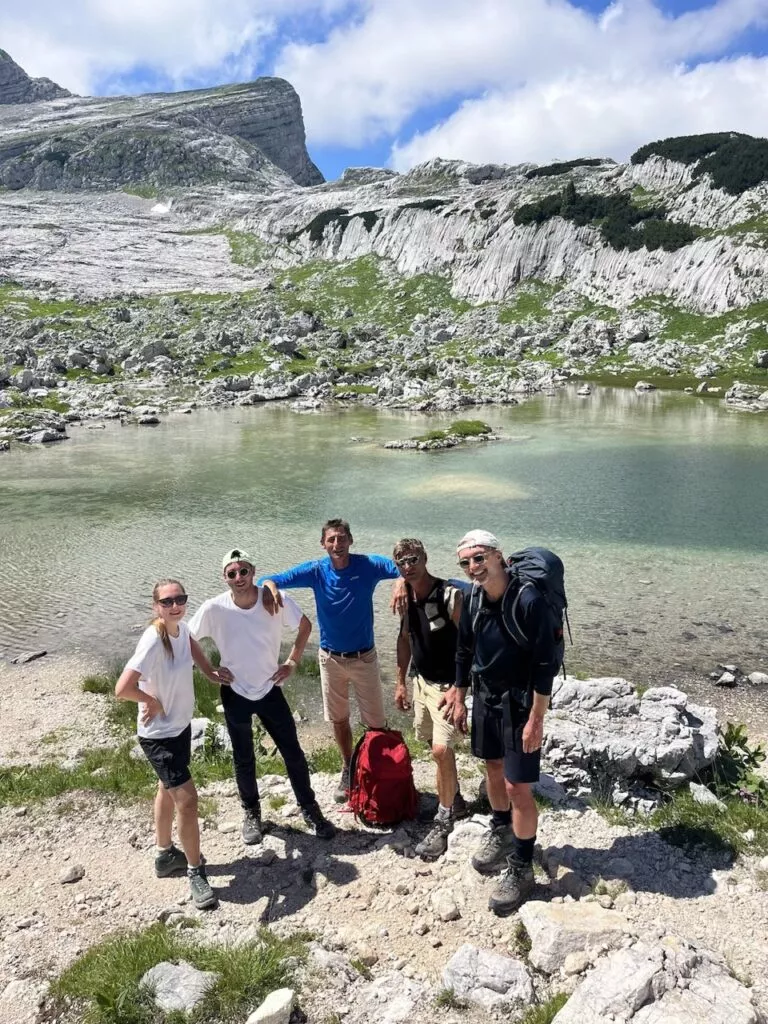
[203,818,384,921]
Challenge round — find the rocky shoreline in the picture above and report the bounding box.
[1,285,767,454]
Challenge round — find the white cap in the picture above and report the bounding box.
[456,529,501,554]
[222,547,255,570]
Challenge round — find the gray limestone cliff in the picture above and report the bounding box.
[0,52,321,189]
[0,48,71,104]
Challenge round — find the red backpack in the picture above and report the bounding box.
[347,728,419,826]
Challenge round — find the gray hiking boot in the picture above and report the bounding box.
[242,808,263,845]
[471,823,516,874]
[334,763,351,804]
[415,817,453,860]
[154,844,187,878]
[488,858,535,916]
[187,864,217,910]
[452,790,468,819]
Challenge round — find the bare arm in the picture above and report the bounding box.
[190,637,233,685]
[394,618,412,711]
[115,666,163,723]
[271,614,312,685]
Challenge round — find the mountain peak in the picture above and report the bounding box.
[0,48,72,105]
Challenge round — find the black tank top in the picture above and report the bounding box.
[406,579,457,685]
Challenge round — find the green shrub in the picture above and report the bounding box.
[519,993,569,1024]
[450,419,492,436]
[526,158,604,179]
[630,132,768,195]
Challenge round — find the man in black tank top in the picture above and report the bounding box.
[393,538,465,859]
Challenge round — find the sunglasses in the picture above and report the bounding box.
[226,567,251,579]
[458,553,489,569]
[157,595,189,607]
[396,555,421,568]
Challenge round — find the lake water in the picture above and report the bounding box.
[1,387,767,730]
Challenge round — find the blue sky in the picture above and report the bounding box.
[4,0,768,180]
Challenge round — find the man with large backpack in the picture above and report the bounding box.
[392,538,467,859]
[444,530,561,916]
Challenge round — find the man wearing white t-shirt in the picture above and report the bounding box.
[189,548,335,844]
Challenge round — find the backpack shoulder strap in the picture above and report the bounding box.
[502,577,533,648]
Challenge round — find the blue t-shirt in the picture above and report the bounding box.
[259,554,399,652]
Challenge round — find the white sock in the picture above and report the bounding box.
[436,804,452,821]
[156,844,172,854]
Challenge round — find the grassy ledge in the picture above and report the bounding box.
[48,922,307,1024]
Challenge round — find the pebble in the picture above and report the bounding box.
[58,864,86,884]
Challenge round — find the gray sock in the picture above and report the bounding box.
[436,804,452,822]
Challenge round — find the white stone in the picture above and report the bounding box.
[140,960,219,1013]
[245,987,295,1024]
[442,943,534,1010]
[518,900,631,974]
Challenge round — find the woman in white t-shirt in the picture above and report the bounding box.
[115,578,232,910]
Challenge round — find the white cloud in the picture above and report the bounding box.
[391,57,768,170]
[272,0,768,165]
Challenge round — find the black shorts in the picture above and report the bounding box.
[471,682,540,785]
[138,724,192,789]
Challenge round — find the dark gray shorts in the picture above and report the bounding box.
[470,682,540,785]
[138,724,192,789]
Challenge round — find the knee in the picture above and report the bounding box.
[432,744,452,763]
[173,786,198,814]
[506,782,534,808]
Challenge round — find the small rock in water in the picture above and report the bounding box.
[11,650,47,664]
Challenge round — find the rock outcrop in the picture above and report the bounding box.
[0,49,70,105]
[0,52,321,190]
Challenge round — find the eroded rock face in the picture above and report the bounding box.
[0,54,320,190]
[0,49,70,105]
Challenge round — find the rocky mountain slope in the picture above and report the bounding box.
[1,54,767,449]
[0,49,70,105]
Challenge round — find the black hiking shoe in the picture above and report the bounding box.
[242,808,263,845]
[488,858,535,917]
[187,863,217,910]
[334,763,351,804]
[471,823,516,874]
[154,844,187,878]
[415,817,453,860]
[302,803,336,840]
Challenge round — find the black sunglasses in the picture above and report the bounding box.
[458,553,489,568]
[157,595,189,607]
[226,567,251,579]
[396,555,421,568]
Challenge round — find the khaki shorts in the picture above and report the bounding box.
[319,647,385,727]
[413,674,461,749]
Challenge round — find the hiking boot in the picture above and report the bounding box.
[302,803,336,840]
[334,763,351,804]
[471,823,516,874]
[488,858,535,917]
[154,844,187,878]
[241,808,263,845]
[187,864,217,910]
[415,817,453,860]
[452,790,468,819]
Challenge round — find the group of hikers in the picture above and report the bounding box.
[116,518,562,916]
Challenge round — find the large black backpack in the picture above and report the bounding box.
[468,546,571,678]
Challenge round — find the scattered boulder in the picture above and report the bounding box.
[245,987,295,1024]
[442,943,534,1010]
[518,901,631,974]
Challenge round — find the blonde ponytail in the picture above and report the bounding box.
[151,578,186,660]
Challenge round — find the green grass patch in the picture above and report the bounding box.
[49,922,307,1024]
[649,789,768,856]
[7,392,70,413]
[498,281,562,322]
[433,988,469,1009]
[225,230,270,267]
[411,418,492,442]
[0,282,95,319]
[350,959,373,981]
[122,184,159,199]
[519,993,569,1024]
[334,383,377,395]
[276,255,471,335]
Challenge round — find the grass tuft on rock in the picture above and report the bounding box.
[48,922,307,1024]
[519,992,569,1024]
[649,789,768,856]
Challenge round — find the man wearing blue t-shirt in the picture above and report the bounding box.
[260,518,399,802]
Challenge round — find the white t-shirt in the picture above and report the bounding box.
[188,589,303,701]
[127,621,195,740]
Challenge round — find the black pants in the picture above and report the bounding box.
[221,685,315,813]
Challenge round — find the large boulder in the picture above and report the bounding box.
[442,944,533,1010]
[518,900,632,974]
[552,938,761,1024]
[543,679,718,798]
[140,961,219,1013]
